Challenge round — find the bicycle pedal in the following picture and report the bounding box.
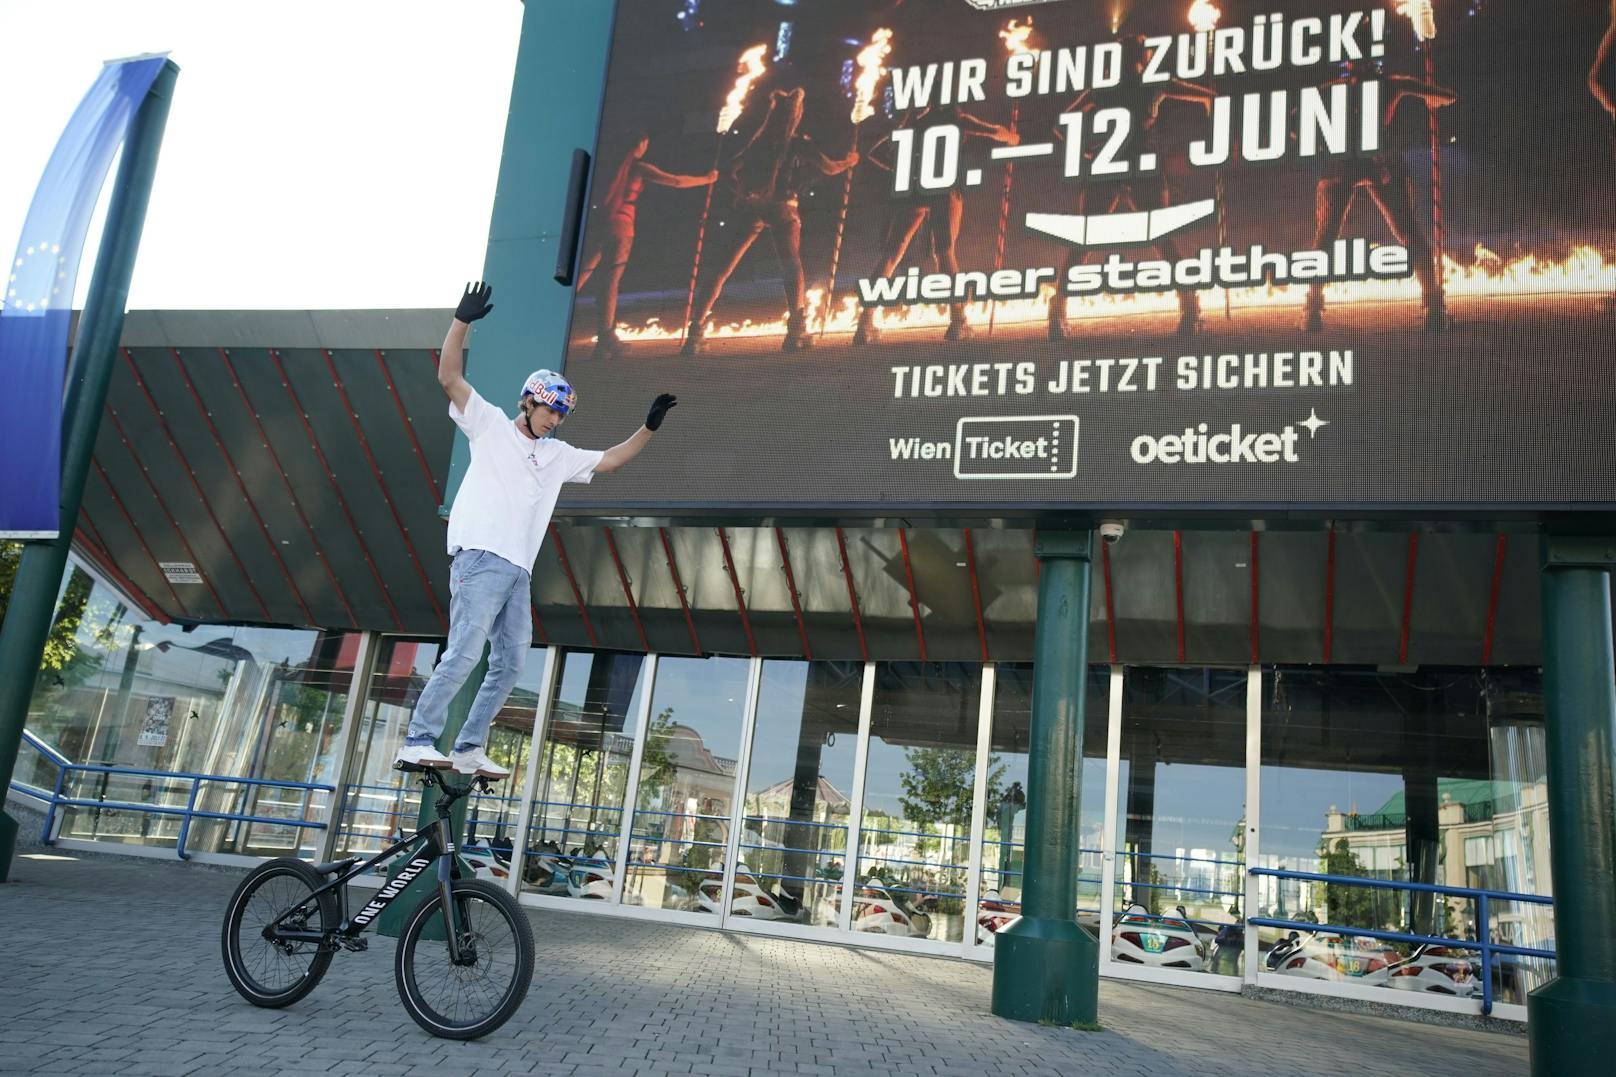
[338,936,369,953]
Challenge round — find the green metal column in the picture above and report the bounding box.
[1529,537,1616,1072]
[376,652,485,938]
[0,61,179,883]
[991,531,1099,1026]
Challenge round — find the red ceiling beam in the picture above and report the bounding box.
[528,602,550,646]
[1249,531,1261,665]
[834,527,869,664]
[1172,530,1186,664]
[1481,534,1509,666]
[1398,532,1421,665]
[548,523,599,648]
[1100,539,1118,664]
[119,352,273,620]
[658,527,702,654]
[962,529,989,664]
[716,527,758,657]
[375,349,443,505]
[90,460,188,616]
[896,527,929,663]
[214,348,359,628]
[602,527,650,653]
[101,403,233,617]
[775,527,813,661]
[1323,529,1337,664]
[266,348,403,630]
[152,347,316,620]
[73,520,170,624]
[319,348,446,632]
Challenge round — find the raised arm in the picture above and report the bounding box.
[1164,79,1216,112]
[596,393,677,473]
[439,282,494,411]
[1594,6,1616,118]
[955,109,1020,145]
[640,162,721,188]
[1388,74,1458,110]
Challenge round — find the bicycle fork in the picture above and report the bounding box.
[437,815,468,966]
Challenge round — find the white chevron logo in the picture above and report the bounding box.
[1025,198,1216,248]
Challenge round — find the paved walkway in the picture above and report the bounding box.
[0,853,1528,1077]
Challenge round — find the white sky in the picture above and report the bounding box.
[0,0,522,310]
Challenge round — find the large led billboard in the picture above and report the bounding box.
[550,0,1616,514]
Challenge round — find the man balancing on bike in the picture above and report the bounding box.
[394,281,676,780]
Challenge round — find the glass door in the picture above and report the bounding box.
[973,665,1112,953]
[1102,668,1250,988]
[846,662,985,951]
[722,659,864,936]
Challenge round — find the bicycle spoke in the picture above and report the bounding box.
[409,893,519,1027]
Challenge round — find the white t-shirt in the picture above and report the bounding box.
[444,388,604,572]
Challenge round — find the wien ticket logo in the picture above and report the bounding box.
[954,416,1079,479]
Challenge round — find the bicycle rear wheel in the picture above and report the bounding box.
[395,879,534,1039]
[222,857,337,1008]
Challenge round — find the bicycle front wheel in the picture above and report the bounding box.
[221,857,336,1008]
[395,879,534,1039]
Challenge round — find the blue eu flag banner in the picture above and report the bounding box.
[0,55,168,539]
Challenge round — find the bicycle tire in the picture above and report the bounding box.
[221,857,337,1008]
[395,879,534,1040]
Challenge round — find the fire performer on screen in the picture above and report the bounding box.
[1047,36,1215,341]
[853,104,1021,347]
[680,88,858,356]
[1592,1,1616,135]
[1303,59,1456,334]
[575,130,718,359]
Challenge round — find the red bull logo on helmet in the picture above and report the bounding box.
[522,370,577,414]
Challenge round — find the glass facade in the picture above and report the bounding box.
[623,656,750,913]
[732,660,862,930]
[521,650,646,901]
[1257,668,1554,1006]
[1111,669,1248,979]
[10,553,1561,1016]
[853,663,983,944]
[979,666,1109,948]
[23,556,357,858]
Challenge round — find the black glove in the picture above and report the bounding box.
[455,281,494,324]
[645,393,677,431]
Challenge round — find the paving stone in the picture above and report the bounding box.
[0,854,1529,1077]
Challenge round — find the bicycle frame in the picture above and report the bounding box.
[268,768,491,965]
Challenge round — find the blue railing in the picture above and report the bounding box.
[1249,867,1556,1016]
[39,761,334,861]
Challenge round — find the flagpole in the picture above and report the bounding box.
[0,59,180,882]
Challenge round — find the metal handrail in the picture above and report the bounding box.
[40,760,335,861]
[22,728,71,766]
[1249,867,1556,1016]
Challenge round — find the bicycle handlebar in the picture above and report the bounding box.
[394,762,496,812]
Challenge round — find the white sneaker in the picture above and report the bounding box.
[395,743,452,768]
[450,747,510,780]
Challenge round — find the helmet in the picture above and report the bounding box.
[521,369,577,416]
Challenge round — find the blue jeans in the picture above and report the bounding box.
[405,549,532,751]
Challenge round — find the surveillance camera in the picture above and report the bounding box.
[1099,521,1126,545]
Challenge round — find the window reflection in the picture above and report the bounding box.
[623,657,750,912]
[851,663,982,944]
[1112,668,1248,977]
[733,660,861,927]
[979,666,1109,947]
[26,557,358,858]
[521,651,645,901]
[1258,668,1554,1005]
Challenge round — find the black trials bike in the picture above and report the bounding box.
[221,762,535,1039]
